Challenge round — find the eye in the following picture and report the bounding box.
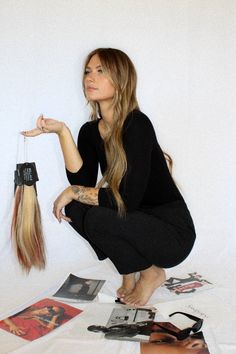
[97,68,104,73]
[84,69,90,75]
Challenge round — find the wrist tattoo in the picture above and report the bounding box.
[72,185,98,206]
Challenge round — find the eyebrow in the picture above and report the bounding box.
[85,65,102,69]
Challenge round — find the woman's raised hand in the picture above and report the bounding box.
[21,114,66,137]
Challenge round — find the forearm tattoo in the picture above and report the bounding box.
[72,185,99,205]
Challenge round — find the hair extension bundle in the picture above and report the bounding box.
[11,162,46,272]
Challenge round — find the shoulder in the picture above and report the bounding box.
[78,120,98,137]
[79,120,98,132]
[124,109,155,135]
[77,120,99,148]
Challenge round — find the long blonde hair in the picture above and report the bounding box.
[11,185,46,272]
[83,48,173,215]
[83,48,139,215]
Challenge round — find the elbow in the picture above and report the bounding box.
[67,161,83,174]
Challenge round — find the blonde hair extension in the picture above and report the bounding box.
[11,163,46,272]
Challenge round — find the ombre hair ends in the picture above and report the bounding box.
[11,185,46,272]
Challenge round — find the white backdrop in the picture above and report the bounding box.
[0,0,236,347]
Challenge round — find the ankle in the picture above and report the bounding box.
[140,266,165,280]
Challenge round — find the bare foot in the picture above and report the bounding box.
[117,273,136,298]
[123,266,166,306]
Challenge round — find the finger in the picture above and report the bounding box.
[36,114,44,130]
[60,214,72,222]
[57,210,70,223]
[53,204,71,223]
[40,117,55,133]
[52,206,60,222]
[41,118,49,132]
[21,128,43,137]
[41,126,49,133]
[53,205,62,223]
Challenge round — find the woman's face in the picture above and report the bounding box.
[84,54,115,105]
[141,332,208,354]
[33,306,60,316]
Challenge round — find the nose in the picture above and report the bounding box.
[85,71,96,83]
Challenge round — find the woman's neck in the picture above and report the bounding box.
[99,102,114,126]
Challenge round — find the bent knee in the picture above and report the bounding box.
[84,206,114,238]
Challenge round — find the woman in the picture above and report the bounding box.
[23,48,196,306]
[1,306,66,340]
[141,332,209,354]
[140,318,209,353]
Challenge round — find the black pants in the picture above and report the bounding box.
[65,200,196,275]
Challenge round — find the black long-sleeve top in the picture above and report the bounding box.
[66,110,183,212]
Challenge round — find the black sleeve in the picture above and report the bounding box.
[66,122,98,187]
[98,112,154,211]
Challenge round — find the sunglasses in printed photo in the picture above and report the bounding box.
[155,311,203,340]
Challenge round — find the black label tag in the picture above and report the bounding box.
[14,162,39,187]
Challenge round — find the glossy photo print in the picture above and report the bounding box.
[141,322,210,354]
[53,273,105,302]
[0,298,82,341]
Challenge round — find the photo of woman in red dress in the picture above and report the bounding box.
[0,298,82,341]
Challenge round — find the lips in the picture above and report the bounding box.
[86,86,98,91]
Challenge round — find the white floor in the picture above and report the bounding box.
[0,226,236,354]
